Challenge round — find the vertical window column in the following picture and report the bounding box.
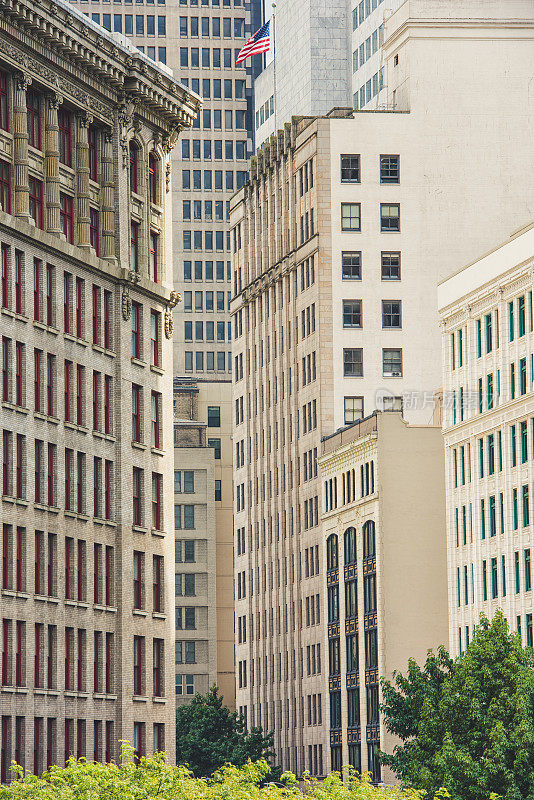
[101,130,115,258]
[44,93,61,235]
[76,112,91,247]
[13,74,30,219]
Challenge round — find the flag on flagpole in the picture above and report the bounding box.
[236,19,271,64]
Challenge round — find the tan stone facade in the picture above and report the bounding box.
[439,221,534,657]
[230,0,534,778]
[173,379,234,707]
[0,0,199,778]
[319,412,447,782]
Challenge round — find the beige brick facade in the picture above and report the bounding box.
[0,0,199,779]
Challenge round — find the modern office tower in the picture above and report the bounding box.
[439,221,534,657]
[319,412,447,782]
[253,0,405,147]
[173,378,234,704]
[230,0,534,777]
[0,0,198,776]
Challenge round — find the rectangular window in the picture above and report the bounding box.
[59,193,74,242]
[340,155,360,183]
[58,109,72,167]
[381,251,400,280]
[343,348,363,377]
[382,300,401,328]
[382,348,402,376]
[380,154,399,183]
[341,203,360,232]
[380,203,400,232]
[341,252,361,280]
[342,300,362,329]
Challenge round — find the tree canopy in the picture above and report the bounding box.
[0,747,434,800]
[176,685,277,777]
[380,611,534,800]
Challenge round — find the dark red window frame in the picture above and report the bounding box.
[26,90,41,150]
[58,109,72,167]
[29,177,43,229]
[0,159,11,214]
[60,193,74,244]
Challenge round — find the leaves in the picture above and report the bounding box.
[380,612,534,800]
[175,686,277,778]
[0,752,434,800]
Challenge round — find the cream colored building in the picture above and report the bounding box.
[230,0,534,778]
[173,379,234,707]
[439,221,534,656]
[0,0,199,777]
[319,411,447,782]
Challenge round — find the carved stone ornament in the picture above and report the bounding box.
[165,162,171,192]
[121,285,131,321]
[164,309,174,339]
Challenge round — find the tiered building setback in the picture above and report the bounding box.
[0,0,199,778]
[230,0,534,778]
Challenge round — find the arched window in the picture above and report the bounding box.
[344,526,357,565]
[326,534,338,571]
[363,520,376,559]
[148,152,158,204]
[129,142,139,193]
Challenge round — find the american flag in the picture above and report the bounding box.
[236,20,271,64]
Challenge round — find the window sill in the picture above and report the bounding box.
[33,321,59,336]
[34,411,60,425]
[92,344,116,359]
[150,364,164,375]
[132,440,147,450]
[64,690,88,699]
[64,421,89,434]
[93,603,117,613]
[65,599,90,609]
[15,498,28,507]
[151,447,165,457]
[14,687,28,694]
[132,525,148,534]
[64,333,87,347]
[152,696,166,704]
[133,609,147,617]
[2,590,30,600]
[93,430,116,443]
[133,695,148,703]
[131,357,146,368]
[152,612,166,620]
[151,529,165,538]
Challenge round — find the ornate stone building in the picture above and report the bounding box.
[0,0,199,778]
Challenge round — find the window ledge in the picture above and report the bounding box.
[1,306,15,318]
[46,689,59,696]
[65,510,77,518]
[150,364,164,375]
[151,447,165,456]
[152,696,166,704]
[33,321,59,335]
[132,525,148,534]
[2,494,15,503]
[151,529,165,538]
[1,589,17,598]
[64,421,89,434]
[64,334,87,347]
[91,344,116,359]
[93,604,117,613]
[47,596,60,604]
[15,498,28,507]
[65,599,89,609]
[93,430,116,443]
[14,687,28,694]
[133,695,148,703]
[131,358,146,368]
[132,440,147,450]
[34,411,60,425]
[15,405,29,415]
[152,612,166,620]
[133,609,147,617]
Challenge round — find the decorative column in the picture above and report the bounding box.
[13,73,29,220]
[44,92,61,235]
[76,111,91,247]
[101,129,115,259]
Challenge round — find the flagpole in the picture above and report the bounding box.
[272,2,277,135]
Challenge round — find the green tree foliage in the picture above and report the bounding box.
[0,747,438,800]
[175,685,277,777]
[380,611,534,800]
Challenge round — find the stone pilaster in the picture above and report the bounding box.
[13,73,29,220]
[76,111,91,247]
[44,92,61,235]
[101,129,115,259]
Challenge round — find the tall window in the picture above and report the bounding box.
[341,251,361,280]
[150,310,160,367]
[380,154,400,183]
[342,300,362,329]
[340,154,360,183]
[151,391,161,449]
[153,639,163,697]
[344,396,363,424]
[29,177,43,228]
[326,534,338,571]
[90,209,99,255]
[153,555,163,612]
[133,636,143,695]
[130,221,139,272]
[58,109,72,167]
[380,203,400,232]
[149,232,158,282]
[132,384,141,442]
[382,300,401,328]
[363,520,376,559]
[129,143,139,193]
[148,153,158,203]
[152,472,162,530]
[0,72,8,132]
[133,467,143,526]
[381,251,401,280]
[26,90,41,150]
[131,301,141,359]
[88,126,98,182]
[0,159,10,213]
